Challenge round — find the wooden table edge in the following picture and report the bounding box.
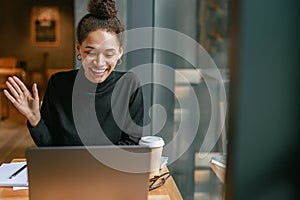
[4,159,183,200]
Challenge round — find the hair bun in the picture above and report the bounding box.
[88,0,118,19]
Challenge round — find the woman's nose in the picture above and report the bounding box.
[94,54,106,67]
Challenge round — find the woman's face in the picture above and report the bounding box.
[76,29,123,83]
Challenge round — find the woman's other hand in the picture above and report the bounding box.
[3,76,41,127]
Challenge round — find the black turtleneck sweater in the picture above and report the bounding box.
[28,69,144,146]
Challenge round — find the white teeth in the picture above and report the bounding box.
[92,68,107,73]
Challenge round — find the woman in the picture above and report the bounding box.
[3,0,143,146]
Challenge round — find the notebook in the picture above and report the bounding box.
[26,146,153,200]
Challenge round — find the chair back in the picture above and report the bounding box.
[0,57,18,89]
[0,57,17,68]
[0,57,18,119]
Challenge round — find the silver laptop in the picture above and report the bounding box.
[26,146,152,200]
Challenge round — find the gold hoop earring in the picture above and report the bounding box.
[76,54,82,61]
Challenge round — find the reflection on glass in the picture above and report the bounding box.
[153,0,230,200]
[117,0,230,199]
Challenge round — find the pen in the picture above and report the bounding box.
[8,164,27,179]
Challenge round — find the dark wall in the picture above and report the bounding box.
[226,0,300,199]
[0,0,74,70]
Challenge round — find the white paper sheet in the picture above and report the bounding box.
[13,186,28,190]
[0,162,28,187]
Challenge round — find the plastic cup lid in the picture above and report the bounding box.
[139,136,165,148]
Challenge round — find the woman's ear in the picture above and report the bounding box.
[76,41,81,54]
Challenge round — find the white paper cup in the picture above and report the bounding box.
[139,136,165,174]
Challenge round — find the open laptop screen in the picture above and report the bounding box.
[26,146,152,200]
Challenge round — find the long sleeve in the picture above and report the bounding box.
[129,83,144,128]
[110,72,144,143]
[27,69,144,146]
[27,119,53,146]
[27,78,54,146]
[27,70,82,146]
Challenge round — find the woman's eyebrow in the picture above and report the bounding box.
[105,48,117,52]
[84,45,95,49]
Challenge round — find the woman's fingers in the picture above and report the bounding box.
[12,76,28,93]
[3,89,17,104]
[32,83,39,101]
[5,80,21,101]
[3,77,40,120]
[5,76,34,106]
[7,77,23,95]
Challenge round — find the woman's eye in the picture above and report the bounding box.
[85,51,97,57]
[105,54,114,58]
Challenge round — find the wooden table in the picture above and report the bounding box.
[148,167,183,200]
[0,159,183,200]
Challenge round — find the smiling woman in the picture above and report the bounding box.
[76,30,123,83]
[3,0,144,147]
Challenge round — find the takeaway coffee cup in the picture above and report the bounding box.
[139,136,165,174]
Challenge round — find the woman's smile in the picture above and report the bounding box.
[77,29,123,83]
[88,66,110,79]
[91,67,108,74]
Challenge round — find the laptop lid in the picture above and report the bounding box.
[26,146,153,200]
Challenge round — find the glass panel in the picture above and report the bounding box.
[153,0,230,199]
[73,0,232,198]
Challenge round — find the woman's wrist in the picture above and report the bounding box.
[27,112,41,127]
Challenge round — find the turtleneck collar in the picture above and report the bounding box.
[75,68,116,93]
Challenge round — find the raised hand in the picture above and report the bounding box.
[3,76,41,127]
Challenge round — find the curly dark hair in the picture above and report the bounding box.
[77,0,125,46]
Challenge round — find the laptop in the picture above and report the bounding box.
[26,146,153,200]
